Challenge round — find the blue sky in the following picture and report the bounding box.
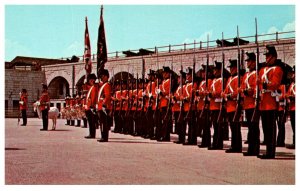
[5,4,295,61]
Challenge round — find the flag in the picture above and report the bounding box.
[84,17,92,75]
[97,5,108,78]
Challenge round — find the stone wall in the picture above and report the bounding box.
[5,69,46,117]
[42,38,295,90]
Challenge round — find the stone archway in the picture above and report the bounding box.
[48,76,69,99]
[75,75,86,95]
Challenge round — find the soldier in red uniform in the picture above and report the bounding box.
[257,45,284,159]
[222,59,242,153]
[70,94,76,126]
[81,79,89,128]
[183,67,198,145]
[144,70,156,139]
[157,66,172,142]
[197,65,213,148]
[173,70,187,144]
[239,52,260,156]
[65,95,71,125]
[19,89,28,126]
[208,61,224,150]
[112,80,121,133]
[286,65,295,149]
[75,93,82,127]
[97,69,112,142]
[39,84,50,131]
[84,73,98,139]
[276,84,286,147]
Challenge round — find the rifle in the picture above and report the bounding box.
[133,73,139,119]
[118,72,123,116]
[177,65,185,123]
[200,34,210,119]
[125,72,133,118]
[153,70,161,122]
[109,70,116,117]
[281,85,289,123]
[251,18,260,123]
[217,32,227,123]
[145,72,154,119]
[162,67,173,130]
[140,58,146,117]
[185,51,196,121]
[233,26,243,122]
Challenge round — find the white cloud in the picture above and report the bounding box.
[5,39,32,61]
[260,20,295,41]
[283,20,295,32]
[62,41,82,58]
[183,30,213,44]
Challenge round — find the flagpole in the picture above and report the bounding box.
[97,4,108,78]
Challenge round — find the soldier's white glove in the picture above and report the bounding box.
[142,92,146,97]
[102,107,107,115]
[19,101,24,105]
[156,89,161,95]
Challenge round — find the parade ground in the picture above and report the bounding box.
[5,118,295,185]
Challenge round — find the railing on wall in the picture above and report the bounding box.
[59,30,295,61]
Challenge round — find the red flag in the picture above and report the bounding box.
[97,5,108,77]
[84,17,92,75]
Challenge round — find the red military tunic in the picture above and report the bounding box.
[209,77,222,111]
[39,91,50,111]
[65,98,70,108]
[19,94,28,110]
[97,82,112,110]
[184,82,197,112]
[224,75,238,113]
[137,89,143,111]
[115,90,121,111]
[241,70,256,110]
[258,65,283,110]
[121,90,128,111]
[160,78,171,108]
[70,98,75,108]
[172,84,186,112]
[197,79,212,110]
[131,89,137,111]
[287,82,295,111]
[145,81,156,110]
[85,84,98,110]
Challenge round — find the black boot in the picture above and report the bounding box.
[76,120,81,127]
[66,120,70,125]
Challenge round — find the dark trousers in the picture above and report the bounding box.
[86,109,97,138]
[261,110,277,158]
[160,107,172,140]
[227,112,242,151]
[186,111,197,144]
[41,109,48,130]
[83,117,87,128]
[211,110,223,149]
[114,111,121,132]
[21,109,27,125]
[276,110,285,146]
[199,109,211,147]
[290,110,295,145]
[176,111,187,143]
[173,111,179,134]
[98,110,110,141]
[146,109,155,138]
[154,108,162,139]
[245,109,260,154]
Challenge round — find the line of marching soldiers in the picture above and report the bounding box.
[66,45,295,159]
